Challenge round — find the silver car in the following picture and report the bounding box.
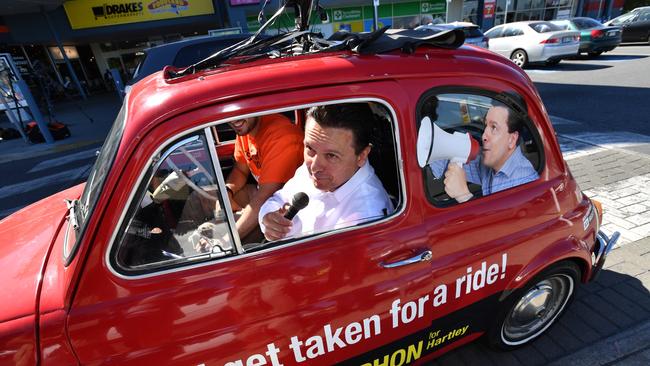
[485,21,580,68]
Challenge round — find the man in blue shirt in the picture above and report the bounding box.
[430,104,539,203]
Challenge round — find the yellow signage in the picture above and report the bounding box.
[63,0,215,29]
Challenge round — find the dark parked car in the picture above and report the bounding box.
[605,7,650,44]
[416,22,489,48]
[125,34,250,93]
[551,17,621,57]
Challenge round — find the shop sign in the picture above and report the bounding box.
[483,0,496,19]
[421,1,446,14]
[332,7,363,22]
[63,0,215,29]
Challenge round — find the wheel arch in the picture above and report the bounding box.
[499,238,592,302]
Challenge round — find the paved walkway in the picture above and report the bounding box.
[0,92,121,164]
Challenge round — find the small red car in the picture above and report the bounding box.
[0,8,619,365]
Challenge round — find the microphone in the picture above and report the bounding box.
[284,192,309,220]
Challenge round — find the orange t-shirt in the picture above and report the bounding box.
[234,114,304,184]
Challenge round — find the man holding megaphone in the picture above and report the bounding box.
[419,103,539,203]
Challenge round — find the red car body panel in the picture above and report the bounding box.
[0,44,603,365]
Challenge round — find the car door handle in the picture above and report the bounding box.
[380,250,432,268]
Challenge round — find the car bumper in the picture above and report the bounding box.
[590,230,620,281]
[537,43,579,61]
[580,38,622,53]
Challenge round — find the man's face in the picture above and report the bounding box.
[303,118,370,192]
[481,106,518,172]
[229,117,259,136]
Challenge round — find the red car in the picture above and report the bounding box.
[0,8,619,366]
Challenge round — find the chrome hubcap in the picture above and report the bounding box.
[511,52,525,67]
[502,274,573,345]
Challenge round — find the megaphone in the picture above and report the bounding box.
[417,117,480,168]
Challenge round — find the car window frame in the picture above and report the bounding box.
[106,97,406,280]
[415,86,545,209]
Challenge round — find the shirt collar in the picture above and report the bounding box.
[314,161,373,203]
[495,147,526,178]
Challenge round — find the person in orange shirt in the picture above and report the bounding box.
[225,114,304,242]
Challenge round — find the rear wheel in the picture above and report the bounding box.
[588,51,603,58]
[487,261,580,350]
[510,49,528,68]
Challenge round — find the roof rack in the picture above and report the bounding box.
[167,0,465,80]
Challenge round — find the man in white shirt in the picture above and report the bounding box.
[259,103,394,241]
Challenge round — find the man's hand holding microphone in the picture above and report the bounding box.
[261,192,309,241]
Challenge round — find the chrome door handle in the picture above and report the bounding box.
[380,250,432,268]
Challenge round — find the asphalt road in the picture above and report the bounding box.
[527,43,650,138]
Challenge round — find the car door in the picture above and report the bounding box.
[65,84,440,366]
[626,10,650,41]
[414,85,566,343]
[486,26,509,56]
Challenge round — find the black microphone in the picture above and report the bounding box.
[284,192,309,220]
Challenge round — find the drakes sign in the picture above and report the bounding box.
[64,0,214,29]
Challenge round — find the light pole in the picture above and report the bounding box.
[445,0,452,22]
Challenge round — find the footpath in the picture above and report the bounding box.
[1,95,648,365]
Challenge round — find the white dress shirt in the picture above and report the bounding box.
[259,161,394,239]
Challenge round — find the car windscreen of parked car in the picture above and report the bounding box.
[572,17,602,29]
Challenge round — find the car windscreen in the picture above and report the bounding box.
[609,12,637,25]
[529,22,563,33]
[574,18,601,29]
[78,104,126,230]
[131,52,148,80]
[173,38,245,67]
[463,27,484,38]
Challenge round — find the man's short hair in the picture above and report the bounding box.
[306,103,373,154]
[492,101,524,135]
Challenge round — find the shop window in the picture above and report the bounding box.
[418,91,542,207]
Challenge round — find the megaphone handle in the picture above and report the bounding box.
[450,157,465,166]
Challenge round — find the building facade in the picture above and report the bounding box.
[0,0,626,100]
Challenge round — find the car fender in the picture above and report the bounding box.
[500,235,592,301]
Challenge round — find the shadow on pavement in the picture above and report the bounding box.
[571,54,648,61]
[526,63,612,71]
[433,268,650,365]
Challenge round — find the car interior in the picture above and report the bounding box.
[421,93,543,208]
[113,102,402,274]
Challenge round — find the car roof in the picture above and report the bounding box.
[144,34,250,53]
[123,45,532,149]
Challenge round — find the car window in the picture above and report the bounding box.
[417,91,542,207]
[113,131,236,273]
[503,27,524,37]
[172,38,244,67]
[485,27,503,38]
[610,12,638,25]
[639,12,650,21]
[463,27,484,38]
[575,18,601,29]
[529,22,563,33]
[111,102,402,275]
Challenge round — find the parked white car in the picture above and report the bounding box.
[485,21,580,68]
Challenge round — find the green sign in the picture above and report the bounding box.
[421,0,446,14]
[331,7,363,22]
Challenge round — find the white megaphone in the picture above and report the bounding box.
[416,116,480,168]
